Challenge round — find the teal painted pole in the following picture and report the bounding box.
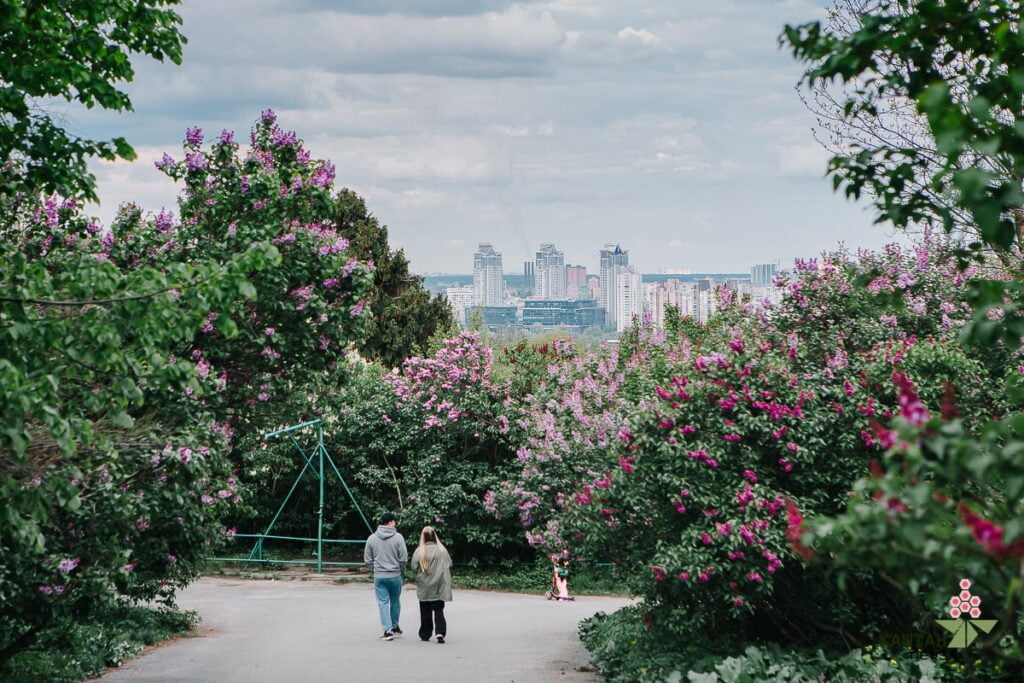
[325,451,373,533]
[288,435,322,481]
[317,423,324,574]
[243,456,314,566]
[264,419,321,439]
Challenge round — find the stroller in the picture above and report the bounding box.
[544,557,575,601]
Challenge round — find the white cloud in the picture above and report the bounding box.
[616,26,668,50]
[81,0,891,273]
[777,143,831,177]
[89,147,180,225]
[369,135,512,183]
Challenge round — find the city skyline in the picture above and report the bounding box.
[428,237,757,274]
[448,237,779,332]
[78,1,901,275]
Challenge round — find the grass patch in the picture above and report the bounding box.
[580,605,1013,682]
[451,557,631,596]
[2,604,198,683]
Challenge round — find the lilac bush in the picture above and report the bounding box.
[0,111,373,663]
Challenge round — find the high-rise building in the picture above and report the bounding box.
[643,279,690,328]
[445,285,475,325]
[535,243,566,300]
[599,244,629,326]
[751,262,779,285]
[612,264,641,332]
[566,265,587,299]
[473,242,504,306]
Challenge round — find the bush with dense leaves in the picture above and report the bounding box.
[0,112,373,667]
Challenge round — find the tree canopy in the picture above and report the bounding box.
[0,0,186,200]
[334,189,455,369]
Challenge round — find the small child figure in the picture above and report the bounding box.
[547,554,574,601]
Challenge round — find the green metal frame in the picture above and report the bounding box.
[211,419,374,573]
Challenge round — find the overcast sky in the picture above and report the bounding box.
[79,0,899,274]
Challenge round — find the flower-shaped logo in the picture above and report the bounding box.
[936,579,997,648]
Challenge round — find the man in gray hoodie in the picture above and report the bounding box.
[363,512,407,640]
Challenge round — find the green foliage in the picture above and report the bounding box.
[0,0,186,200]
[805,370,1024,665]
[140,113,374,437]
[580,606,1012,683]
[334,189,455,370]
[783,0,1024,341]
[780,2,1024,673]
[450,556,626,596]
[3,604,196,683]
[0,194,270,667]
[234,354,527,562]
[0,112,372,667]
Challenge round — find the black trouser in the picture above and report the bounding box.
[418,600,447,640]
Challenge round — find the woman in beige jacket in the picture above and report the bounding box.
[410,526,453,643]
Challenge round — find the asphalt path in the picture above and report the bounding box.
[103,577,631,682]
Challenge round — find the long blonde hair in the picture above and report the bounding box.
[417,526,446,573]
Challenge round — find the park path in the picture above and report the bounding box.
[103,577,631,682]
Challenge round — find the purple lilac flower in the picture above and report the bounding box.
[219,129,235,145]
[154,153,176,171]
[58,557,80,574]
[310,161,335,188]
[185,127,203,145]
[154,209,175,233]
[185,152,207,172]
[271,127,298,147]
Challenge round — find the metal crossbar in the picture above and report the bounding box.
[213,419,374,573]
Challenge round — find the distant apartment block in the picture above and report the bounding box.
[535,243,567,300]
[643,279,688,328]
[750,262,779,286]
[445,285,475,325]
[643,277,719,325]
[522,300,606,331]
[612,264,642,332]
[737,282,785,309]
[566,265,588,299]
[473,242,504,306]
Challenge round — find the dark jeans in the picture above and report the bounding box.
[418,600,447,640]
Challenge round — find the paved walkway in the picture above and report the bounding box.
[104,577,631,682]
